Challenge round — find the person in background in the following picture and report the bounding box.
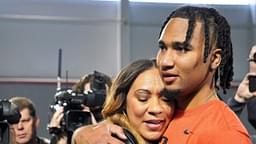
[72,71,112,122]
[47,71,112,144]
[72,59,175,144]
[70,5,252,144]
[227,45,256,129]
[10,96,50,144]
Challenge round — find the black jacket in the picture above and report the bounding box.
[227,97,256,129]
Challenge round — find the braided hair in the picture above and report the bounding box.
[159,5,233,94]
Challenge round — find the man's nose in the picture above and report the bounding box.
[159,50,175,71]
[17,122,24,130]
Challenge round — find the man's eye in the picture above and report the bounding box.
[21,118,31,123]
[158,42,167,50]
[173,42,189,52]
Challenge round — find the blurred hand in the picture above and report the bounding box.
[49,107,64,128]
[235,73,256,103]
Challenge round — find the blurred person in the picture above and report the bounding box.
[0,99,21,144]
[72,59,175,144]
[10,126,17,144]
[70,5,251,144]
[227,45,256,129]
[71,71,112,121]
[10,96,50,144]
[47,71,112,144]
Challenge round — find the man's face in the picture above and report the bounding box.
[249,46,256,72]
[156,18,214,98]
[12,108,38,144]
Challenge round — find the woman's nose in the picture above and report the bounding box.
[148,98,163,115]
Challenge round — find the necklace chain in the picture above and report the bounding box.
[204,91,218,103]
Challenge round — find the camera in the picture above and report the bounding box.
[0,99,21,144]
[50,71,108,133]
[249,75,256,92]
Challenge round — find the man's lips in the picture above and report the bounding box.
[161,73,178,83]
[17,133,26,138]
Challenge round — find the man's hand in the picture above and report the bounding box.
[49,107,64,128]
[235,73,256,103]
[72,120,127,144]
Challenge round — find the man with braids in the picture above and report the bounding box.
[156,5,250,143]
[71,5,252,144]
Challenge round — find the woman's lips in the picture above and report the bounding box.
[144,120,165,130]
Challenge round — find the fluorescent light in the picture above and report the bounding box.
[129,0,251,5]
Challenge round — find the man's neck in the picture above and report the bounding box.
[27,137,38,144]
[176,86,218,111]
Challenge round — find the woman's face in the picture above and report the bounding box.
[126,67,175,142]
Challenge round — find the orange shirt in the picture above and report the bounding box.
[164,100,252,144]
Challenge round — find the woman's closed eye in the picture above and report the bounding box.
[135,90,150,102]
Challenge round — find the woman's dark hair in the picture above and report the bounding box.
[159,5,233,93]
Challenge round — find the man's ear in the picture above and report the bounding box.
[210,48,222,70]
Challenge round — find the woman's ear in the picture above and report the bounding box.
[211,48,222,70]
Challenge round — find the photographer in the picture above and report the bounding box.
[0,99,20,144]
[48,71,112,144]
[227,45,256,128]
[10,96,49,144]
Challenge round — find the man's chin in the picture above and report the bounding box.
[162,88,181,101]
[16,138,30,144]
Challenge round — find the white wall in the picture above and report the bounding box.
[0,0,256,138]
[0,0,121,79]
[0,1,255,80]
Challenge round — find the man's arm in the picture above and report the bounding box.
[72,120,127,144]
[247,98,256,129]
[227,96,246,116]
[227,73,256,116]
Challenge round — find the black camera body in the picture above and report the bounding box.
[51,90,102,133]
[50,71,108,133]
[0,99,21,124]
[0,99,21,144]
